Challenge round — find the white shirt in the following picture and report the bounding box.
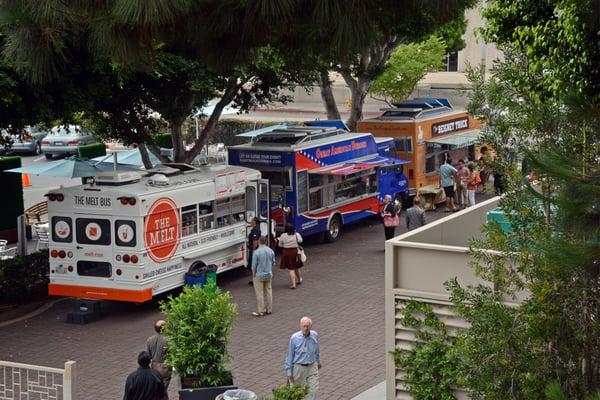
[278,232,303,248]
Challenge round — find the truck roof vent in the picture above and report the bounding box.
[95,171,142,185]
[147,174,170,186]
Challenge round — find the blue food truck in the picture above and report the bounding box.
[228,126,409,242]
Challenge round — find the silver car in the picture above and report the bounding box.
[41,125,98,159]
[0,127,48,155]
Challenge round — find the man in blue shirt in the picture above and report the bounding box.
[285,317,321,400]
[251,236,275,316]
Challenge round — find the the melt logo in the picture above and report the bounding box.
[145,198,180,262]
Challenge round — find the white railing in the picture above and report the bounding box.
[0,360,76,400]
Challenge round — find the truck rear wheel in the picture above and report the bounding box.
[324,214,342,243]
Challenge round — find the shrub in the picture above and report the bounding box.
[154,133,173,149]
[272,384,309,400]
[0,157,24,231]
[0,250,49,304]
[78,142,106,159]
[160,284,237,388]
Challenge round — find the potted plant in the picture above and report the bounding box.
[160,283,237,400]
[272,384,308,400]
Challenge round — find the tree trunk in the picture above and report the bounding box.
[185,77,240,163]
[170,120,186,163]
[318,70,341,120]
[340,70,371,132]
[136,144,154,170]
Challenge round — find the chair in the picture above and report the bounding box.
[25,201,49,226]
[0,247,17,260]
[34,224,50,251]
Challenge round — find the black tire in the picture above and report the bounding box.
[44,153,53,160]
[324,214,342,243]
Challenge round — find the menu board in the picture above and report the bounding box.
[216,170,246,199]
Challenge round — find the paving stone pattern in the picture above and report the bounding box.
[0,205,474,400]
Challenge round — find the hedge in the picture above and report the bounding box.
[78,142,106,159]
[0,157,24,231]
[0,250,49,304]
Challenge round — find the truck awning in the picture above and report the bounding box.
[426,129,480,147]
[311,155,409,175]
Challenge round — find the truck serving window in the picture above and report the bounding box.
[181,205,198,237]
[77,260,111,277]
[76,218,111,245]
[52,216,73,243]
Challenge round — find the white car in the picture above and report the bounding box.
[41,125,98,159]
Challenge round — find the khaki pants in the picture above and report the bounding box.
[292,363,319,400]
[253,276,272,313]
[151,361,171,399]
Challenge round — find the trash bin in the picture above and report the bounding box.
[185,264,207,287]
[220,389,257,400]
[205,264,218,286]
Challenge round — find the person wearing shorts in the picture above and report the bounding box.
[439,157,458,212]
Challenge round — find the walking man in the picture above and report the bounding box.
[252,236,275,316]
[146,319,171,398]
[123,351,166,400]
[439,157,458,212]
[406,198,426,231]
[285,317,321,400]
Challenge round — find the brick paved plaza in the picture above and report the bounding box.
[0,208,457,399]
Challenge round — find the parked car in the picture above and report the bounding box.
[0,127,48,155]
[41,125,98,159]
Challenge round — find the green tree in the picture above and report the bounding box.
[370,36,446,106]
[443,0,600,398]
[0,1,318,162]
[312,2,473,130]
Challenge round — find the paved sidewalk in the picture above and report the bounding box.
[0,196,490,399]
[351,381,385,400]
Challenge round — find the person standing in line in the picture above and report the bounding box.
[146,320,171,399]
[466,163,480,207]
[252,236,275,316]
[285,317,321,400]
[381,194,399,240]
[478,146,492,192]
[247,217,261,285]
[439,157,458,212]
[278,223,303,289]
[456,159,470,208]
[123,351,166,400]
[405,198,426,231]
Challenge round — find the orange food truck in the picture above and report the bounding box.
[357,98,482,196]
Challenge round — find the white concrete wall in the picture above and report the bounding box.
[385,197,524,399]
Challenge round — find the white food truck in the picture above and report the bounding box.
[46,163,269,303]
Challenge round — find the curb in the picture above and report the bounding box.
[0,298,65,328]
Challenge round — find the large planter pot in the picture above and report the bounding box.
[178,376,236,400]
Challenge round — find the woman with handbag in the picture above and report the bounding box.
[278,223,304,289]
[381,194,400,240]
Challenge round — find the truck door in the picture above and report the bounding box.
[245,179,271,245]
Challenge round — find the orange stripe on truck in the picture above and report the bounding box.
[49,284,153,303]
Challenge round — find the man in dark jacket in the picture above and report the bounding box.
[123,351,166,400]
